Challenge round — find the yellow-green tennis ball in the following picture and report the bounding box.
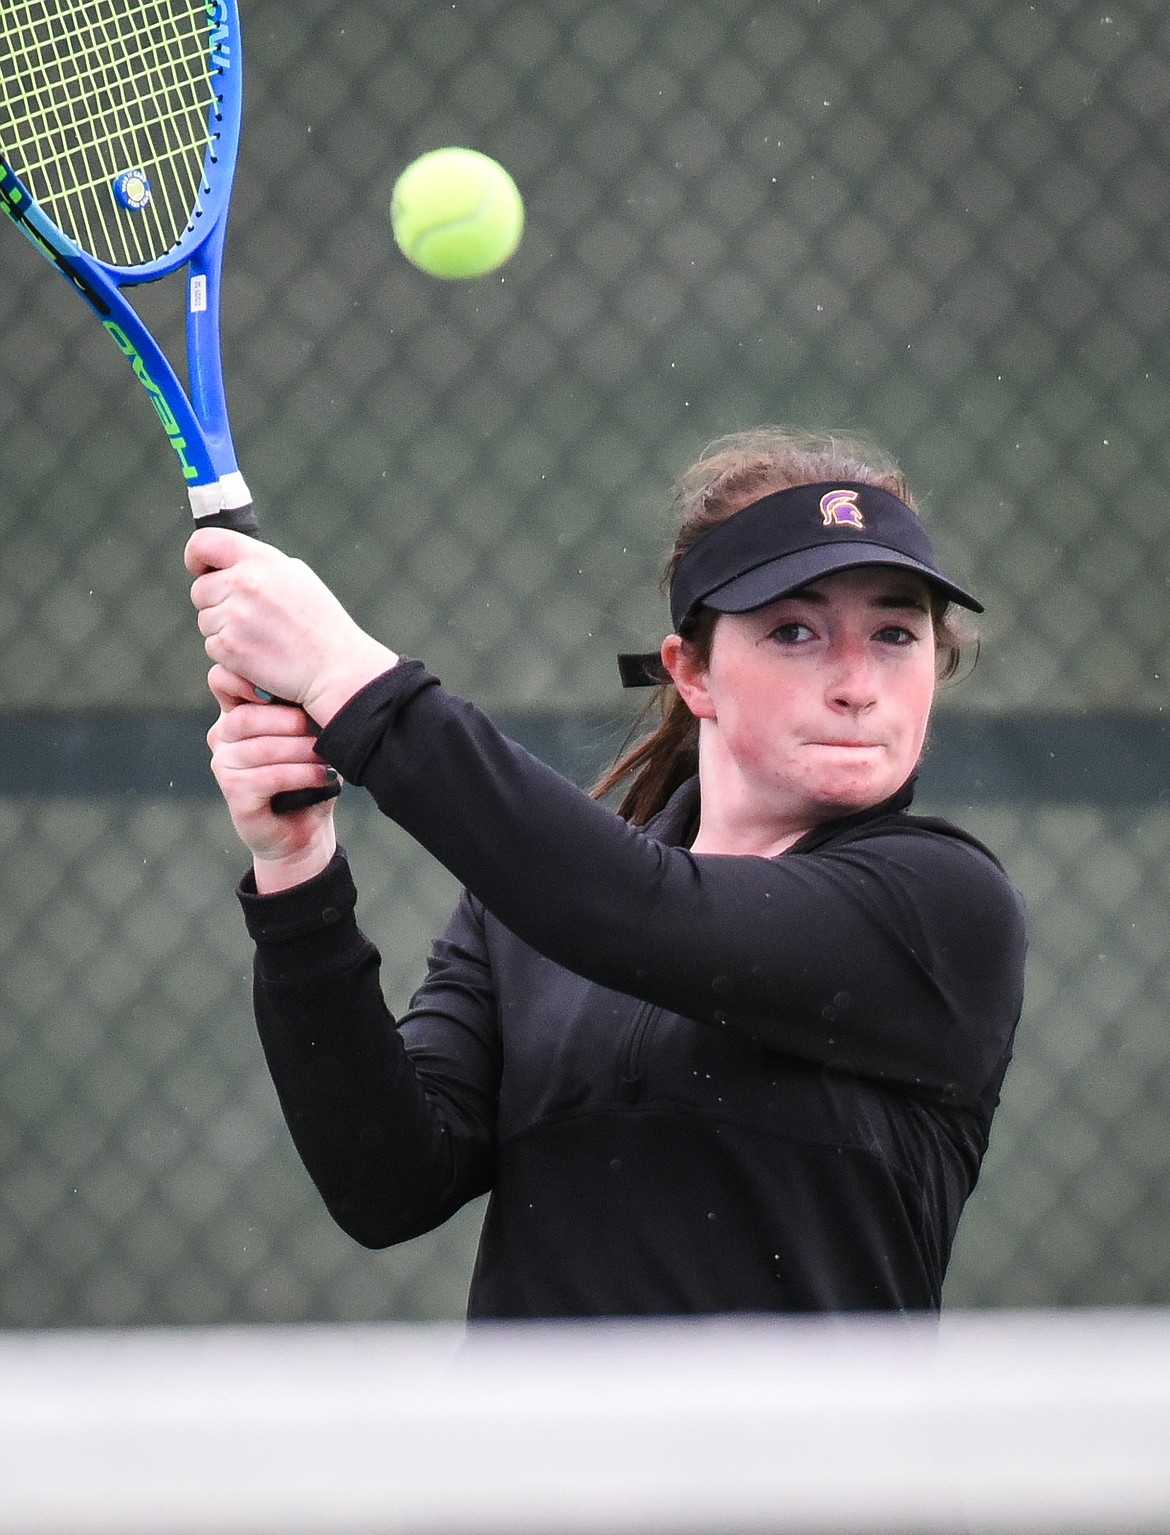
[391,147,524,280]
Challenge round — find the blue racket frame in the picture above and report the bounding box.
[0,0,250,522]
[0,1,340,812]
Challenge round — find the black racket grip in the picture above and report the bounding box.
[271,780,342,815]
[196,504,262,537]
[194,503,342,815]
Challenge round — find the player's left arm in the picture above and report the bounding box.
[312,666,1027,1104]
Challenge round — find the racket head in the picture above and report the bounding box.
[0,0,244,282]
[1,2,334,814]
[0,0,250,512]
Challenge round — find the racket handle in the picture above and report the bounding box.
[193,502,341,815]
[194,503,261,536]
[271,781,342,815]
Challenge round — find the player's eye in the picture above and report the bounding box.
[875,623,920,645]
[770,621,815,645]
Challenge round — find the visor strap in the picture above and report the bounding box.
[617,652,668,688]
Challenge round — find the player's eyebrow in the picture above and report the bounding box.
[872,591,931,613]
[785,583,931,613]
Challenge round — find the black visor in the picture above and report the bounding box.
[619,481,981,686]
[670,481,982,631]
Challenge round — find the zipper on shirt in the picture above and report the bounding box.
[617,1000,659,1103]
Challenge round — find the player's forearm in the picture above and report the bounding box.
[255,968,471,1247]
[241,859,493,1245]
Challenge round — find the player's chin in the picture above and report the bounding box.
[804,755,904,813]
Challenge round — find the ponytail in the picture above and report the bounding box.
[593,689,698,826]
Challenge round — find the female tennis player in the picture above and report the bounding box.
[186,427,1027,1317]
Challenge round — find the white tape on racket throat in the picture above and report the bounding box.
[188,472,252,519]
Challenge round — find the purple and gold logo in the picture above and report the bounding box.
[820,489,865,529]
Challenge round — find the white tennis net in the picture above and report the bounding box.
[3,1308,1169,1534]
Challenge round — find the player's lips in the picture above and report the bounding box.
[807,739,884,749]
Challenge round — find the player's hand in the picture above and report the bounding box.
[185,528,399,726]
[206,664,339,889]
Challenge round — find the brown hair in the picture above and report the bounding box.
[594,426,975,825]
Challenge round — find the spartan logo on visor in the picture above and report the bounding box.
[820,489,865,529]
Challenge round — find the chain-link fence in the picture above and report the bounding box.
[2,0,1168,1325]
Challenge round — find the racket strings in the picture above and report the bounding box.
[0,0,222,267]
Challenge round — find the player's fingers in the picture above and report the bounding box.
[207,664,307,717]
[209,733,339,797]
[212,737,335,779]
[209,703,316,751]
[211,758,339,839]
[206,664,262,711]
[188,568,237,626]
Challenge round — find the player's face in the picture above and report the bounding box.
[682,567,938,832]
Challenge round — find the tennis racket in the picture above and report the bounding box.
[0,0,336,813]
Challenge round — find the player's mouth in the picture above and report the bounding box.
[809,739,884,750]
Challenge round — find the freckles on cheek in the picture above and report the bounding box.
[733,705,802,785]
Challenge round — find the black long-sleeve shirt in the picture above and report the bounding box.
[240,661,1027,1317]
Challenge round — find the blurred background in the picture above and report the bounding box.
[0,0,1167,1327]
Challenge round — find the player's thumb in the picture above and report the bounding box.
[183,525,258,576]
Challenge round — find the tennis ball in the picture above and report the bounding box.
[391,147,524,280]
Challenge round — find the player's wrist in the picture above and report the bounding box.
[251,826,337,894]
[304,640,401,728]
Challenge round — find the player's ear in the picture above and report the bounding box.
[661,633,716,720]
